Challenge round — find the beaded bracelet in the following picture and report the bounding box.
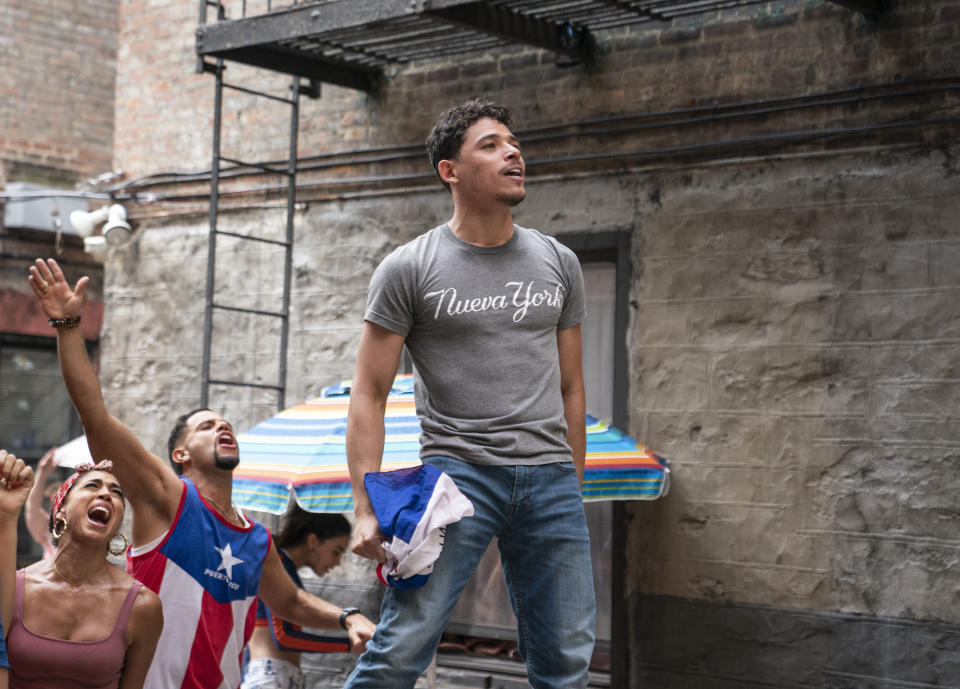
[48,315,81,329]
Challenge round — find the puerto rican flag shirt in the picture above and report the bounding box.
[128,477,270,689]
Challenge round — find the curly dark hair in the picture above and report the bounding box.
[426,98,512,192]
[167,407,212,475]
[274,504,352,550]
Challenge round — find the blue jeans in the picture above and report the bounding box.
[344,457,596,689]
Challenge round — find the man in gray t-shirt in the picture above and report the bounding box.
[345,98,596,689]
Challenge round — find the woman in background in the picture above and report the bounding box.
[243,504,356,689]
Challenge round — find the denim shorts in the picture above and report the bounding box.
[241,658,304,689]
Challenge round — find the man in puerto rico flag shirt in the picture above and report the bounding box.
[30,256,375,689]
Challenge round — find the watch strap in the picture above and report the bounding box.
[339,607,361,629]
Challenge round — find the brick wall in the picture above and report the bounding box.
[0,0,120,186]
[113,1,960,181]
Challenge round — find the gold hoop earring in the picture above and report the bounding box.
[108,532,130,557]
[52,516,67,540]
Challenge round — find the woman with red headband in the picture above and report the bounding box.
[0,449,163,689]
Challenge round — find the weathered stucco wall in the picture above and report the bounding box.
[97,195,451,454]
[628,144,960,686]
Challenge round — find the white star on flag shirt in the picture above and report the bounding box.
[215,543,244,580]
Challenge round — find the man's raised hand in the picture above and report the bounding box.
[28,258,89,320]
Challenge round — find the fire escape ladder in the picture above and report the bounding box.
[200,65,303,412]
[196,3,319,412]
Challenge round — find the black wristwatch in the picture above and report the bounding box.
[339,607,361,629]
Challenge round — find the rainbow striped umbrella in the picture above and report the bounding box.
[233,375,668,513]
[581,415,669,501]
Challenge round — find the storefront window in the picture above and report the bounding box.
[0,335,85,562]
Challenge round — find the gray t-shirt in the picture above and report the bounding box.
[364,223,586,467]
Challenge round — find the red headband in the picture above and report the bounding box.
[49,460,115,533]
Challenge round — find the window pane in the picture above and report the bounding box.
[1,340,84,565]
[581,262,617,646]
[0,344,81,458]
